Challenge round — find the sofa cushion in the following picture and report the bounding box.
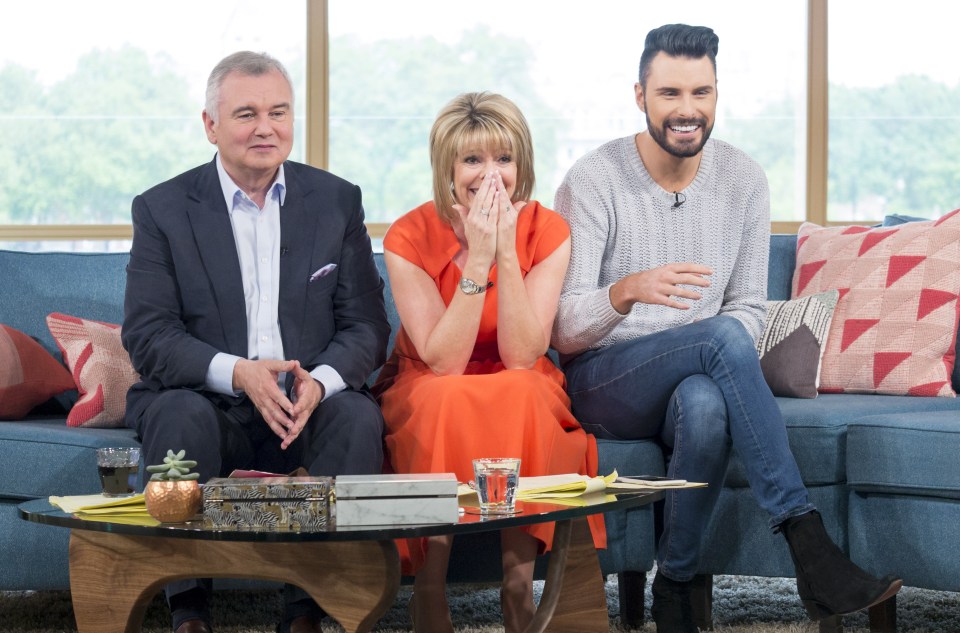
[0,251,129,362]
[46,313,139,428]
[757,290,839,398]
[847,411,960,500]
[0,418,140,499]
[0,325,74,419]
[596,437,665,479]
[793,210,960,396]
[700,484,847,577]
[767,235,798,302]
[883,213,929,227]
[595,438,662,574]
[722,394,960,488]
[848,493,960,592]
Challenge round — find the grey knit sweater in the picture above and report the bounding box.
[553,135,770,359]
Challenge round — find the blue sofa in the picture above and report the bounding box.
[1,236,958,632]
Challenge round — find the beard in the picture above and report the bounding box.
[645,110,714,159]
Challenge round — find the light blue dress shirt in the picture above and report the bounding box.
[204,154,345,402]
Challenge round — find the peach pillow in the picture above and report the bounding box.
[792,209,960,396]
[46,313,140,427]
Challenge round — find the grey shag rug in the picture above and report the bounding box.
[2,574,958,632]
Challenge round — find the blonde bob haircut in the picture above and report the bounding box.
[430,92,535,223]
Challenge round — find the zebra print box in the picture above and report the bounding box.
[202,476,332,530]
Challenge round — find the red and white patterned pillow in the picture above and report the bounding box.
[792,209,960,396]
[46,313,140,427]
[0,324,75,419]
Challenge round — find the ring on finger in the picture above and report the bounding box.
[480,207,490,216]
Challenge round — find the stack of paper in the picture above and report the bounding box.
[49,493,160,526]
[517,472,618,499]
[517,470,707,498]
[457,470,706,503]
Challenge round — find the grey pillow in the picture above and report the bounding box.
[757,290,840,398]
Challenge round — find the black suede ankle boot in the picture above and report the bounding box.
[650,571,700,633]
[777,510,902,620]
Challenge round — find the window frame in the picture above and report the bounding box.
[0,0,836,243]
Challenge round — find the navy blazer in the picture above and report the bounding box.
[121,158,389,420]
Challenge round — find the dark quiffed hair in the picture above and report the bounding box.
[638,24,719,88]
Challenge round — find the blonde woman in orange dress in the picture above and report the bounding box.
[371,92,603,633]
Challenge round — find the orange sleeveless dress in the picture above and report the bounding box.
[372,200,605,574]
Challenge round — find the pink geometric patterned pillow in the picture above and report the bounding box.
[46,313,140,427]
[792,209,960,396]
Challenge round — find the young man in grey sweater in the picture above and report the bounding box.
[553,23,901,633]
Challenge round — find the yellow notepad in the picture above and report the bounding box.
[49,493,159,525]
[76,505,151,516]
[50,493,146,514]
[76,513,161,526]
[517,472,618,499]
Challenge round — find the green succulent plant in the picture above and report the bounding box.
[146,449,200,481]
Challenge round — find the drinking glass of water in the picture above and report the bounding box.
[96,447,141,497]
[472,457,521,515]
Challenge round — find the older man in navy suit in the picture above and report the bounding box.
[122,51,389,633]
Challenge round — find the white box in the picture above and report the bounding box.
[335,473,459,526]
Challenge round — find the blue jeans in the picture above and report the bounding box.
[564,316,814,581]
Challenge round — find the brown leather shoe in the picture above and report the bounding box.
[174,620,212,633]
[287,614,322,633]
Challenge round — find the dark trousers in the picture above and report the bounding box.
[129,387,384,625]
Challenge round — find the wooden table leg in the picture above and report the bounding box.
[524,518,608,633]
[68,530,399,633]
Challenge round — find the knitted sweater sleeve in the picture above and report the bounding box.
[717,173,770,342]
[552,164,628,355]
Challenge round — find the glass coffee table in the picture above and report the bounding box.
[19,490,662,633]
